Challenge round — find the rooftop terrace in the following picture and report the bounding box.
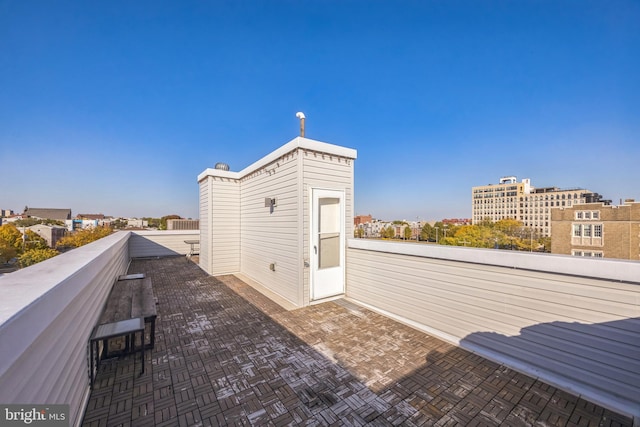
[82,256,633,426]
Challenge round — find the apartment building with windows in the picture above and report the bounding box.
[551,200,640,260]
[472,176,602,237]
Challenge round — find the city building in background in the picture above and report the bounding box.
[354,215,372,226]
[472,176,608,237]
[23,207,72,221]
[551,199,640,260]
[27,224,68,248]
[166,219,200,230]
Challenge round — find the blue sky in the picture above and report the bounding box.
[1,1,638,221]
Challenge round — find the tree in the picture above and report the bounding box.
[14,218,64,227]
[19,248,59,267]
[381,226,395,239]
[24,230,49,250]
[494,218,523,238]
[159,215,181,230]
[0,223,23,252]
[112,219,128,229]
[421,223,434,241]
[143,217,161,229]
[450,224,495,248]
[56,226,113,249]
[0,240,17,264]
[403,226,412,240]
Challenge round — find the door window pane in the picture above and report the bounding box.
[318,198,340,269]
[319,234,340,269]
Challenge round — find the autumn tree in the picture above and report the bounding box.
[19,248,59,267]
[0,223,23,252]
[445,224,496,248]
[23,230,49,250]
[0,240,17,264]
[56,226,113,250]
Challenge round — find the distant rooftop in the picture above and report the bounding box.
[23,207,72,221]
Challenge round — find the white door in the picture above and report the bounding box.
[311,188,345,300]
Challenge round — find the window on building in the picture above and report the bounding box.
[584,225,591,237]
[572,250,603,258]
[594,224,602,237]
[576,212,583,219]
[573,224,581,237]
[584,212,591,219]
[592,211,599,219]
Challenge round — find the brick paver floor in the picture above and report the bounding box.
[82,257,633,426]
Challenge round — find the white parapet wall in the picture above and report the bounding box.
[129,230,200,258]
[0,231,131,427]
[346,239,640,422]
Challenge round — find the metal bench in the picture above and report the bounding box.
[97,275,157,356]
[90,317,144,388]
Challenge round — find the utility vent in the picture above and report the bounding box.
[214,162,230,171]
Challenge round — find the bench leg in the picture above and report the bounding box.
[90,341,95,389]
[150,318,156,349]
[140,329,145,376]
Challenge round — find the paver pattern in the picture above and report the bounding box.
[82,257,633,426]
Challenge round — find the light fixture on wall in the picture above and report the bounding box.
[265,197,277,213]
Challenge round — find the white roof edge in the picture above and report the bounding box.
[197,168,240,182]
[197,136,357,182]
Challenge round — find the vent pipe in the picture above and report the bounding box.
[296,112,305,137]
[214,162,230,171]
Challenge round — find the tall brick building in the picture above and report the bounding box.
[551,200,640,260]
[472,176,603,237]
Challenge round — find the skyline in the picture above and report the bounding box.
[1,1,638,221]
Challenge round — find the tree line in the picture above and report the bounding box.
[0,222,113,268]
[378,218,550,252]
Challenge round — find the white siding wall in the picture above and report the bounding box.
[211,177,240,275]
[301,150,355,306]
[0,232,130,427]
[198,137,357,307]
[345,240,640,420]
[199,178,212,274]
[129,230,199,258]
[240,151,301,305]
